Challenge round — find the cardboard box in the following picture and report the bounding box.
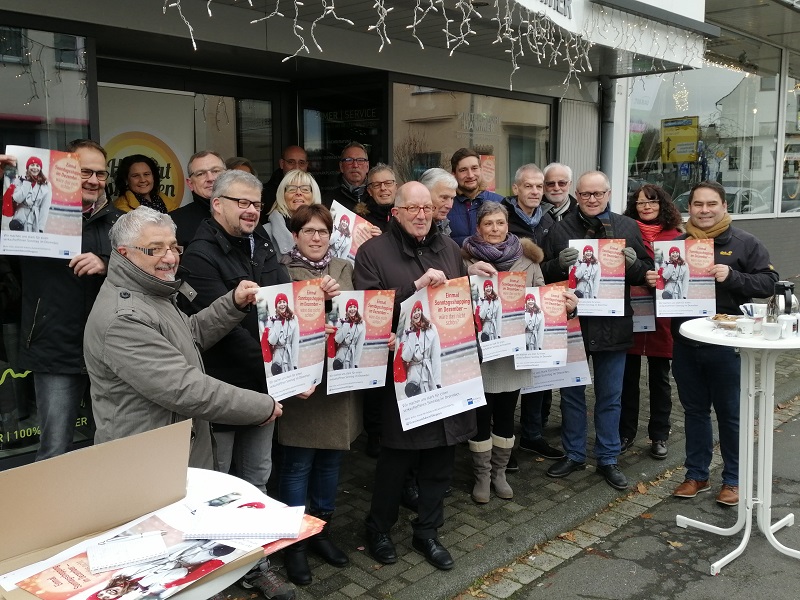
[0,421,261,599]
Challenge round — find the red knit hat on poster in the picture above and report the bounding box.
[275,293,288,307]
[26,156,42,169]
[412,300,423,314]
[346,298,359,311]
[484,279,493,290]
[669,246,680,255]
[583,245,593,254]
[525,293,536,303]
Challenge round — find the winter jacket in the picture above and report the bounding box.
[500,196,554,247]
[450,189,504,247]
[542,209,653,353]
[354,218,476,449]
[19,201,121,374]
[671,225,778,345]
[171,192,211,247]
[276,256,363,450]
[462,237,544,393]
[84,250,276,469]
[178,218,291,432]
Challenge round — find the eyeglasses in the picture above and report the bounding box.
[545,180,570,188]
[283,159,309,167]
[340,157,368,165]
[576,190,609,200]
[635,200,659,207]
[285,185,312,194]
[299,227,331,239]
[220,195,263,211]
[396,205,433,215]
[190,167,225,179]
[81,168,110,182]
[368,180,396,189]
[129,245,184,257]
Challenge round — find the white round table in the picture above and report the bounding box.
[676,317,800,575]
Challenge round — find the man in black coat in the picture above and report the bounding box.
[171,150,226,247]
[18,139,121,460]
[354,181,493,571]
[542,162,578,221]
[541,171,653,490]
[323,142,369,212]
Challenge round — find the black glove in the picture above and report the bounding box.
[558,247,579,270]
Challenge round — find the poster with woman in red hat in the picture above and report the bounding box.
[653,239,716,317]
[513,284,569,369]
[1,145,83,258]
[566,238,626,316]
[256,279,326,401]
[329,200,373,263]
[468,271,527,362]
[326,289,395,394]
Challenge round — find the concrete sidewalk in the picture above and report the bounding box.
[218,348,800,600]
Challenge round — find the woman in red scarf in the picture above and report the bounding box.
[620,184,682,459]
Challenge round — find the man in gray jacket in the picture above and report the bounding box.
[84,206,282,469]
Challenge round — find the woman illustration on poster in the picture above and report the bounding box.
[329,214,352,259]
[660,246,689,299]
[5,156,51,232]
[267,293,300,374]
[572,245,600,298]
[400,300,441,397]
[478,279,502,340]
[333,297,365,369]
[524,293,544,351]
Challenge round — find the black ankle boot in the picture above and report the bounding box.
[308,511,349,567]
[283,540,312,585]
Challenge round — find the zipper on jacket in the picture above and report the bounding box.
[25,299,41,348]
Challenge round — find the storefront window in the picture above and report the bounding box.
[0,26,90,465]
[392,84,550,195]
[628,29,781,216]
[237,99,274,181]
[782,51,800,213]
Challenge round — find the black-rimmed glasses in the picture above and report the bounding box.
[220,195,263,211]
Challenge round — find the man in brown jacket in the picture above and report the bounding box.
[354,181,492,571]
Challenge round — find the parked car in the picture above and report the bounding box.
[672,186,771,215]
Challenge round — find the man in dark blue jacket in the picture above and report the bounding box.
[449,148,503,246]
[541,171,653,490]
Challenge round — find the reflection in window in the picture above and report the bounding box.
[0,26,25,63]
[782,52,800,213]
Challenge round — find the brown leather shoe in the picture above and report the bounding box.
[673,479,711,498]
[716,484,739,506]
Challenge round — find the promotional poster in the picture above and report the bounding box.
[1,145,83,258]
[513,284,569,369]
[393,277,485,431]
[326,289,395,394]
[631,285,656,332]
[566,238,626,316]
[469,271,527,362]
[524,316,592,393]
[257,279,326,401]
[329,201,374,264]
[654,239,716,317]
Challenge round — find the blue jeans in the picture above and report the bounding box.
[559,350,626,466]
[278,445,343,513]
[672,341,740,485]
[214,422,275,493]
[34,373,87,461]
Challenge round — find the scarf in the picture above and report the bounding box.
[134,192,168,214]
[685,214,732,239]
[636,220,663,244]
[343,180,366,202]
[578,207,614,239]
[462,232,523,271]
[546,198,571,221]
[288,245,333,271]
[509,197,543,229]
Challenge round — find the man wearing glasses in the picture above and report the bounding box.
[323,141,370,212]
[542,162,578,221]
[179,169,291,491]
[171,150,227,246]
[354,182,493,572]
[261,145,309,219]
[541,171,652,491]
[18,139,122,460]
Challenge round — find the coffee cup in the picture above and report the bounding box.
[736,318,754,337]
[777,314,796,338]
[763,322,781,341]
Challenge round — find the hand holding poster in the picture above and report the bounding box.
[653,239,715,317]
[567,238,626,316]
[514,284,569,369]
[469,271,527,362]
[394,276,485,431]
[523,316,592,393]
[1,145,83,258]
[257,279,326,401]
[329,201,375,264]
[326,289,395,394]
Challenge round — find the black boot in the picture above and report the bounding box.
[308,512,349,567]
[283,540,312,585]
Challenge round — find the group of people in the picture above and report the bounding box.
[0,137,778,599]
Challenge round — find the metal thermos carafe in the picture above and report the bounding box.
[766,281,799,323]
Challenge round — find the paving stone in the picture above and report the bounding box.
[482,577,522,598]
